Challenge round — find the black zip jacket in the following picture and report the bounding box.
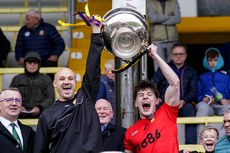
[34,33,104,153]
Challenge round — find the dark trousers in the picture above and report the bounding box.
[178,103,197,144]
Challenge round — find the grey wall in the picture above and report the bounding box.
[198,0,230,16]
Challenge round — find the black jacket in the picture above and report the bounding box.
[0,121,35,153]
[10,73,55,111]
[153,61,198,103]
[102,123,126,152]
[34,33,104,153]
[15,19,65,61]
[0,28,10,67]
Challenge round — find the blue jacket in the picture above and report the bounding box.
[153,61,197,103]
[215,135,230,153]
[15,19,65,61]
[198,48,230,102]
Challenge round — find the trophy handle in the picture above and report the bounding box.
[111,49,148,74]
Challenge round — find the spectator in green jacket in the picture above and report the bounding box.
[215,108,230,152]
[10,52,55,118]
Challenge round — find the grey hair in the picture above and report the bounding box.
[0,87,20,95]
[25,9,41,20]
[224,108,230,114]
[0,88,21,100]
[104,59,114,71]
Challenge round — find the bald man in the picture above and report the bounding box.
[95,99,126,152]
[34,22,104,153]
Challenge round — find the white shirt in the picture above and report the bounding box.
[0,116,24,147]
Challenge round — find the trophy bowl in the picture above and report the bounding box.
[102,7,149,60]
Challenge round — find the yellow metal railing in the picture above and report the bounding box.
[20,119,38,126]
[18,116,223,128]
[1,25,68,51]
[177,16,230,33]
[18,116,221,152]
[0,67,62,91]
[1,26,67,32]
[177,116,223,126]
[0,0,68,47]
[179,144,204,152]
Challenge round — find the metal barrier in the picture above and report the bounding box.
[1,26,67,32]
[18,116,222,152]
[177,116,223,126]
[0,67,62,91]
[179,144,204,152]
[18,116,224,128]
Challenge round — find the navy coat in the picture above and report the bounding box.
[102,123,126,152]
[0,121,35,153]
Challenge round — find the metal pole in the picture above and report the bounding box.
[141,54,148,80]
[113,0,147,128]
[67,0,75,48]
[116,59,141,128]
[115,57,121,126]
[36,0,42,17]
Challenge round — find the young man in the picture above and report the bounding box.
[0,88,35,153]
[34,21,104,153]
[10,52,55,118]
[215,108,230,152]
[124,44,180,153]
[196,48,230,139]
[95,99,126,152]
[153,43,197,144]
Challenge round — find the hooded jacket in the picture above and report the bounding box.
[197,48,230,102]
[10,52,55,111]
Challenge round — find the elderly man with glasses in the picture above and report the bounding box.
[0,88,35,153]
[152,43,198,144]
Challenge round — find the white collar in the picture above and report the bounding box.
[0,116,19,128]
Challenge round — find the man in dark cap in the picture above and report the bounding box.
[10,52,55,118]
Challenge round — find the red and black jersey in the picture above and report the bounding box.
[125,102,179,153]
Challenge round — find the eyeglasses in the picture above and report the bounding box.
[0,98,22,103]
[172,53,186,56]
